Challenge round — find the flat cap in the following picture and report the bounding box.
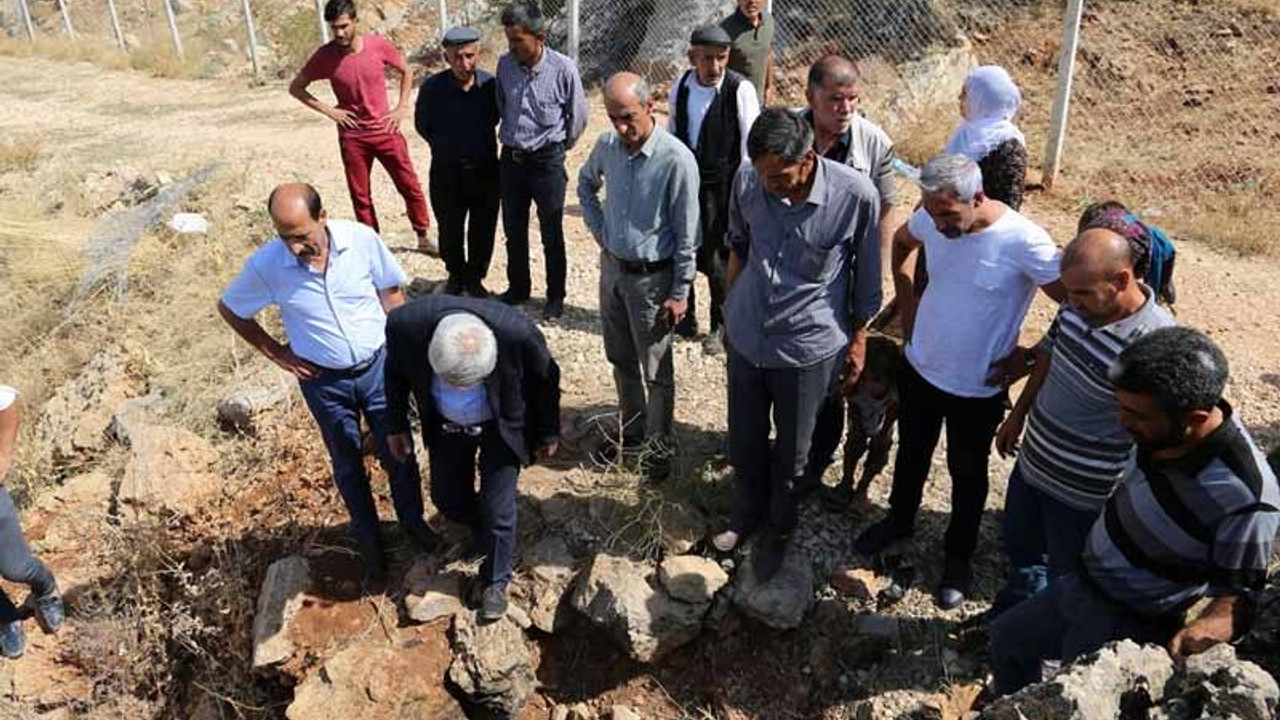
[690,25,732,47]
[442,26,481,47]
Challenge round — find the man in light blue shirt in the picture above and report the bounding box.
[217,183,438,589]
[578,72,700,481]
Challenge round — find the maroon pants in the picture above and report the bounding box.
[338,130,431,234]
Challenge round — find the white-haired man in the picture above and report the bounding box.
[855,154,1065,610]
[384,295,561,621]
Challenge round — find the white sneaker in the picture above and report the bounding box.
[712,530,740,553]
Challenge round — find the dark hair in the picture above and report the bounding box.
[862,335,899,385]
[323,0,357,22]
[1109,327,1228,416]
[807,55,858,95]
[267,184,323,221]
[746,107,814,163]
[500,2,546,35]
[1078,200,1149,276]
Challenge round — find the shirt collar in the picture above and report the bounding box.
[1140,400,1237,473]
[804,109,853,160]
[803,158,829,207]
[1100,285,1158,337]
[631,126,662,158]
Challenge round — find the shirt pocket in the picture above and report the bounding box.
[973,258,1011,292]
[788,239,841,283]
[531,95,564,127]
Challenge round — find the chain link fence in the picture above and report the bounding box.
[2,0,1277,235]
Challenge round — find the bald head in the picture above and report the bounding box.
[1063,227,1133,276]
[267,182,323,223]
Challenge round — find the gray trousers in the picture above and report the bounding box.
[0,487,56,623]
[599,253,676,444]
[727,345,841,537]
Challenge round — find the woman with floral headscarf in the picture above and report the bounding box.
[945,65,1028,209]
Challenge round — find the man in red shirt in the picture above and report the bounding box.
[289,0,437,254]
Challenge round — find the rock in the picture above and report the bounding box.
[658,555,728,604]
[981,640,1175,720]
[855,613,901,642]
[569,553,706,663]
[107,391,168,444]
[732,548,815,630]
[855,690,947,720]
[524,535,577,634]
[610,706,641,720]
[446,611,536,720]
[35,349,144,466]
[831,566,885,602]
[251,556,311,669]
[403,568,466,624]
[215,358,294,431]
[1163,643,1278,720]
[658,501,708,555]
[115,423,221,514]
[525,535,576,583]
[167,212,208,234]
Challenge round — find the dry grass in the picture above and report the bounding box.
[0,139,44,173]
[0,33,207,79]
[1177,196,1280,257]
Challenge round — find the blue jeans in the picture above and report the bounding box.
[427,423,520,588]
[990,573,1179,695]
[299,350,427,560]
[0,487,56,623]
[991,463,1101,616]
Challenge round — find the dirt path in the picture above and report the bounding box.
[3,53,1280,718]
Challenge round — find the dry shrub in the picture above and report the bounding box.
[0,139,44,174]
[1177,194,1280,257]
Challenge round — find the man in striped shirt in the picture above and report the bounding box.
[991,228,1175,614]
[990,327,1279,696]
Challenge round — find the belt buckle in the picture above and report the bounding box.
[442,421,483,437]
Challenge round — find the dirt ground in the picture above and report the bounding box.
[0,31,1278,719]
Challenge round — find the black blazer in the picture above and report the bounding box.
[385,296,561,466]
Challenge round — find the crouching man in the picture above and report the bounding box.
[383,296,561,621]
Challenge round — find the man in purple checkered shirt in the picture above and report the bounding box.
[494,2,589,320]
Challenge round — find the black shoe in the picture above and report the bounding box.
[404,523,442,556]
[936,557,972,611]
[752,531,786,582]
[478,584,508,623]
[673,314,698,340]
[444,277,467,296]
[821,483,856,511]
[498,290,529,306]
[467,282,491,299]
[543,297,564,320]
[854,518,913,557]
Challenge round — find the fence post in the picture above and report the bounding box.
[162,0,184,58]
[17,0,35,42]
[567,0,580,63]
[1042,0,1085,190]
[315,0,330,43]
[241,0,261,75]
[55,0,75,39]
[436,0,448,40]
[107,0,126,49]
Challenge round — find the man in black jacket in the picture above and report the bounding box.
[384,295,561,621]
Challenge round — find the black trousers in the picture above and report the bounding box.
[727,346,841,537]
[426,423,521,588]
[500,144,568,301]
[429,160,499,287]
[886,361,1006,564]
[684,182,730,333]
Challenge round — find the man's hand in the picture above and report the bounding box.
[987,346,1034,388]
[1168,612,1234,663]
[387,432,415,463]
[995,412,1026,458]
[536,441,559,463]
[328,107,360,130]
[381,107,409,134]
[841,334,868,396]
[269,345,321,380]
[661,298,689,328]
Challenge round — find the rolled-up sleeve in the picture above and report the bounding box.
[726,167,752,259]
[668,150,701,301]
[576,137,607,246]
[849,195,883,327]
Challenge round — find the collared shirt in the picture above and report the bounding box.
[665,71,760,159]
[1020,287,1176,511]
[220,219,407,369]
[1082,405,1280,617]
[496,46,589,151]
[805,110,899,207]
[577,126,701,301]
[724,158,882,369]
[720,9,774,98]
[431,375,494,425]
[415,68,499,166]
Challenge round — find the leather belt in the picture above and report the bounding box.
[316,346,383,378]
[504,141,564,164]
[613,255,674,274]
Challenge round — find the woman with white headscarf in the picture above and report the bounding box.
[944,65,1028,209]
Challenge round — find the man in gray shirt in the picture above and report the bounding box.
[713,108,881,580]
[495,2,589,320]
[579,72,700,481]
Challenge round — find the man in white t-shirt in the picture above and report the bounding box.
[667,25,760,353]
[854,154,1064,610]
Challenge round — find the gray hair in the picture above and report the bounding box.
[500,2,546,35]
[428,312,498,387]
[746,107,814,164]
[919,154,984,201]
[604,73,650,105]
